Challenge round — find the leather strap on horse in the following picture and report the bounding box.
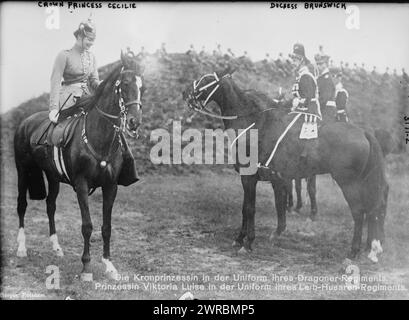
[264,113,302,167]
[81,112,122,167]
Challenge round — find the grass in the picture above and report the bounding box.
[1,159,409,300]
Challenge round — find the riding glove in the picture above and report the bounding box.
[49,109,59,123]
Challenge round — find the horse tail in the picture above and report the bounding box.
[14,122,47,201]
[374,129,393,157]
[360,131,387,212]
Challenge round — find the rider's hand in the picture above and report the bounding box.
[292,97,300,109]
[49,109,59,123]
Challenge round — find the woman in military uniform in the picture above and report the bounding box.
[49,18,100,123]
[48,19,139,186]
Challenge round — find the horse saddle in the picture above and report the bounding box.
[32,110,84,147]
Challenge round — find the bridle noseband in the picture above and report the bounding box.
[95,67,143,134]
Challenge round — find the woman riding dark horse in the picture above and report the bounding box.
[183,66,388,263]
[14,50,143,281]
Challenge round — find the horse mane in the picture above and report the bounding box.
[226,78,287,116]
[72,62,123,112]
[93,62,123,102]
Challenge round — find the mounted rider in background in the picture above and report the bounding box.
[334,72,349,122]
[314,51,336,115]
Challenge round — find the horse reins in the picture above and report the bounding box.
[82,67,142,169]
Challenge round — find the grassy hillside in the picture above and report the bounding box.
[1,52,408,174]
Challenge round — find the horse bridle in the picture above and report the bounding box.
[81,67,142,172]
[187,73,238,120]
[187,72,278,120]
[95,67,143,135]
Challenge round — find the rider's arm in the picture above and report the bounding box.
[297,74,316,107]
[336,90,348,110]
[50,51,67,112]
[319,78,336,106]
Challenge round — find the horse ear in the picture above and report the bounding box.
[218,65,236,78]
[120,50,125,65]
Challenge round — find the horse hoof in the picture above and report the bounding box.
[17,249,27,257]
[270,231,283,242]
[50,235,64,257]
[298,231,315,237]
[232,241,242,248]
[367,252,378,263]
[106,270,119,281]
[54,248,64,257]
[102,257,119,280]
[347,250,360,260]
[238,247,250,255]
[80,273,93,282]
[367,240,382,263]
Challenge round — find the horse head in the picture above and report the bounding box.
[182,66,235,111]
[117,49,144,137]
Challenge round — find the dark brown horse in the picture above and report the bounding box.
[183,67,389,262]
[14,51,143,281]
[288,129,392,219]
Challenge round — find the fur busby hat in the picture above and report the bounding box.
[314,53,330,64]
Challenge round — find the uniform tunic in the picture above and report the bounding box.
[335,82,349,122]
[316,68,336,109]
[49,43,100,111]
[291,65,321,119]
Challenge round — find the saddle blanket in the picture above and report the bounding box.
[299,114,318,139]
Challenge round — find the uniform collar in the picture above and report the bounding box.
[73,42,88,53]
[319,68,330,76]
[298,65,309,74]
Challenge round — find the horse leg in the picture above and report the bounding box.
[45,173,63,257]
[16,166,28,257]
[367,183,388,262]
[269,181,287,242]
[307,176,318,220]
[295,178,302,212]
[339,182,365,259]
[285,179,293,213]
[75,178,93,281]
[233,206,247,248]
[234,178,250,248]
[238,175,257,254]
[101,183,119,280]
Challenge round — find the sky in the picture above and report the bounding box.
[1,2,409,113]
